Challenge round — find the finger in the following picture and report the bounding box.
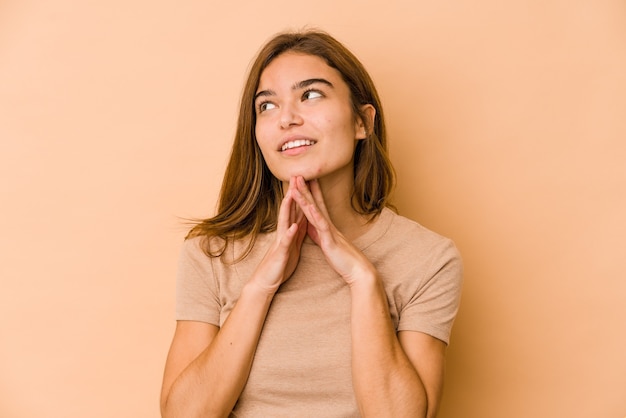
[307,221,321,246]
[293,176,318,210]
[291,177,318,217]
[276,190,295,235]
[308,179,331,219]
[294,199,305,225]
[280,222,298,247]
[292,177,330,233]
[290,178,308,224]
[295,214,308,245]
[290,189,296,224]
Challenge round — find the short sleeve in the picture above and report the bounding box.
[175,237,221,326]
[397,238,463,344]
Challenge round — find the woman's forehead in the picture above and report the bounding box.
[258,53,343,90]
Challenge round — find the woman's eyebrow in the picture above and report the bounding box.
[255,78,334,102]
[254,89,275,102]
[293,78,334,90]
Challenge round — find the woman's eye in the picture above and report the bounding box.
[303,90,323,100]
[258,101,276,113]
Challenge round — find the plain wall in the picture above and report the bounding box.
[1,1,625,417]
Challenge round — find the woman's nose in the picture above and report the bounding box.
[279,103,303,129]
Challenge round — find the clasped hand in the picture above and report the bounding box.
[252,176,375,294]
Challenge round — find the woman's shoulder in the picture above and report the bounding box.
[180,232,274,265]
[378,208,459,255]
[177,235,221,275]
[181,234,224,257]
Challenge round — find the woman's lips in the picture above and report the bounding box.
[280,138,317,152]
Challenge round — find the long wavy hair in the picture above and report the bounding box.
[187,29,395,258]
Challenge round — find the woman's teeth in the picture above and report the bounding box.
[281,139,316,151]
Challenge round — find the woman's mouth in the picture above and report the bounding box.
[281,139,317,152]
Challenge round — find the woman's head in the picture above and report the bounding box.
[254,51,373,184]
[246,30,384,151]
[189,30,395,249]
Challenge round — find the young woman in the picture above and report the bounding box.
[160,30,462,418]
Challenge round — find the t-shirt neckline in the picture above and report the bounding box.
[301,207,395,259]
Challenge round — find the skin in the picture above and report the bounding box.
[253,52,374,237]
[160,52,447,418]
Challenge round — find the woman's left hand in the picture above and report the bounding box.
[289,176,375,286]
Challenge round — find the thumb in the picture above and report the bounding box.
[307,222,321,246]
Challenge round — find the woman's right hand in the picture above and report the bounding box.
[249,184,308,294]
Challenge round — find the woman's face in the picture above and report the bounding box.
[254,52,370,184]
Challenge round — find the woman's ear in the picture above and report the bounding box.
[356,104,376,140]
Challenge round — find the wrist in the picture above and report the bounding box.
[346,266,379,290]
[244,277,280,300]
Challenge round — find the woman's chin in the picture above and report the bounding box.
[280,175,312,185]
[276,170,319,183]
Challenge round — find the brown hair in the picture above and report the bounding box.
[187,29,395,257]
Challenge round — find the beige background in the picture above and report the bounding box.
[1,0,625,417]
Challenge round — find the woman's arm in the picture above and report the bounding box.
[160,190,308,418]
[160,283,275,418]
[291,176,445,417]
[350,273,446,418]
[398,330,447,417]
